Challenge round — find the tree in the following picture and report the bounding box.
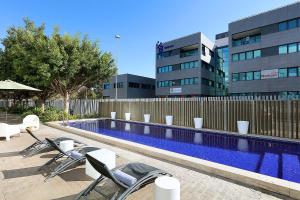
[50,32,116,113]
[0,18,116,113]
[0,18,59,111]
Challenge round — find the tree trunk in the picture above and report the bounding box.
[38,98,46,112]
[64,92,70,114]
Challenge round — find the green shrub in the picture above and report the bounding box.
[11,105,82,122]
[39,109,60,122]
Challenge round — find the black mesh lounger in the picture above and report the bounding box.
[20,128,85,157]
[39,138,100,181]
[75,154,171,200]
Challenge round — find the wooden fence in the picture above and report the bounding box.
[98,97,300,140]
[2,96,299,140]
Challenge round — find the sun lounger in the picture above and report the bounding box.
[75,154,171,200]
[40,138,100,181]
[20,128,84,157]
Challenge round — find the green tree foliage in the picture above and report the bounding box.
[0,18,116,113]
[0,18,57,110]
[50,30,116,112]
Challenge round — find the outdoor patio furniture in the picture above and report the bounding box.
[19,114,40,132]
[20,128,84,157]
[75,154,171,200]
[0,122,21,141]
[40,138,100,181]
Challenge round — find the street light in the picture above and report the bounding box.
[115,34,121,100]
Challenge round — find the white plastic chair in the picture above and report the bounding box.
[19,115,40,132]
[0,123,21,141]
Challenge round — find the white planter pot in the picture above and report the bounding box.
[165,115,173,126]
[194,118,203,129]
[111,112,116,119]
[125,113,131,121]
[144,114,150,123]
[154,176,180,200]
[237,121,249,134]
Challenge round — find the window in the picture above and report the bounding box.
[232,34,261,47]
[158,65,172,73]
[239,52,246,61]
[232,73,239,82]
[288,19,297,29]
[288,43,297,53]
[103,83,110,90]
[253,50,261,58]
[288,67,298,77]
[141,84,151,89]
[180,61,199,70]
[181,48,198,57]
[279,22,287,31]
[114,82,123,88]
[181,77,199,85]
[239,72,246,81]
[278,68,287,78]
[246,72,253,80]
[208,80,214,87]
[128,82,140,88]
[246,51,253,60]
[279,45,288,54]
[232,54,239,62]
[194,77,199,84]
[254,71,261,80]
[202,45,206,56]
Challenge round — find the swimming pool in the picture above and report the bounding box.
[68,119,300,184]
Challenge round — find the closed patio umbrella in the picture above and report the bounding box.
[0,80,41,122]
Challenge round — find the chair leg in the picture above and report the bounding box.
[74,176,104,200]
[39,153,65,171]
[45,158,83,180]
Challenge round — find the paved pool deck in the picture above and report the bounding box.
[0,114,292,200]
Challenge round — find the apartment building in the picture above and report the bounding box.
[155,32,225,97]
[103,74,155,99]
[228,2,300,97]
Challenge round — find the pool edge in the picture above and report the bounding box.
[45,121,300,200]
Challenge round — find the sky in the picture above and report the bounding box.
[0,0,298,78]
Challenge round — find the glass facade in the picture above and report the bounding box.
[216,46,229,95]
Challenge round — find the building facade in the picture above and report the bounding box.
[103,74,155,99]
[228,2,300,97]
[155,32,225,97]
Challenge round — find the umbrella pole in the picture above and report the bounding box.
[6,92,8,123]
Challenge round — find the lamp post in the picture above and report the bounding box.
[115,34,121,100]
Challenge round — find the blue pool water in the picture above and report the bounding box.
[68,119,300,184]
